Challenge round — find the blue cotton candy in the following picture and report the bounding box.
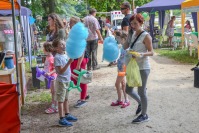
[103,36,119,62]
[66,22,89,59]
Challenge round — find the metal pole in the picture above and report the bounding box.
[11,0,21,128]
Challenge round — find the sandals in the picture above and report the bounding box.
[121,101,130,108]
[111,100,123,106]
[45,105,58,114]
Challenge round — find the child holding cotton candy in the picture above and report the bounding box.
[110,30,130,108]
[68,16,90,108]
[42,42,58,114]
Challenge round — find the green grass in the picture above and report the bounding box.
[25,60,37,72]
[155,49,198,64]
[26,91,51,103]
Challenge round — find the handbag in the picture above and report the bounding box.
[80,70,93,84]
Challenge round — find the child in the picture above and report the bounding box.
[52,39,77,126]
[69,16,90,108]
[184,20,192,32]
[111,30,130,108]
[43,42,58,114]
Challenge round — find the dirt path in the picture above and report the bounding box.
[21,44,199,133]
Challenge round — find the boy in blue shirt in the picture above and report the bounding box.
[52,39,78,126]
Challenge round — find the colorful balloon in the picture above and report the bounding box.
[142,12,150,21]
[68,69,88,92]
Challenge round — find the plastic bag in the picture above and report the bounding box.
[125,51,131,66]
[126,58,142,87]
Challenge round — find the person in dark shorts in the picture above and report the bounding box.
[120,1,132,32]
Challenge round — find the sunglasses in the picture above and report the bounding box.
[121,8,127,10]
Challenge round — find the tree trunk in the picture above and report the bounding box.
[132,0,135,11]
[49,0,55,13]
[41,1,49,15]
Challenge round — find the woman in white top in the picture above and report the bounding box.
[124,13,153,124]
[165,16,176,47]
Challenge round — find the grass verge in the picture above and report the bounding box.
[155,49,198,64]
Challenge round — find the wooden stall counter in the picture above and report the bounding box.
[0,68,16,84]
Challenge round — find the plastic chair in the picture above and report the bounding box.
[176,28,182,33]
[173,33,182,49]
[184,32,192,49]
[190,34,199,57]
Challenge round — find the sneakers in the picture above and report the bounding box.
[75,100,87,108]
[85,95,90,100]
[59,118,73,127]
[136,104,141,115]
[93,66,100,70]
[132,114,149,124]
[65,114,78,122]
[111,100,123,106]
[121,101,130,108]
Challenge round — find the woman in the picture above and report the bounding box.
[165,16,176,47]
[47,13,66,42]
[69,16,89,108]
[184,20,192,32]
[124,13,153,123]
[45,13,66,114]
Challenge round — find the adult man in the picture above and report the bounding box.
[84,8,103,71]
[120,1,132,32]
[98,17,104,35]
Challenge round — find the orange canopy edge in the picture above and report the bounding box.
[0,0,20,10]
[182,0,199,8]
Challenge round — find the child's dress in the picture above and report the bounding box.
[44,55,57,78]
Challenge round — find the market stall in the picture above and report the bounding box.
[0,4,33,105]
[137,0,185,40]
[182,0,199,59]
[181,0,199,36]
[0,0,21,132]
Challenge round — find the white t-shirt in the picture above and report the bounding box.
[130,31,150,70]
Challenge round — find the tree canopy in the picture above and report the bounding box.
[21,0,152,29]
[22,0,152,18]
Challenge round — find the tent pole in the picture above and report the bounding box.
[181,12,185,48]
[18,8,23,56]
[11,0,21,126]
[197,12,199,60]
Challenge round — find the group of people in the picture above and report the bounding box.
[39,0,156,127]
[41,8,104,126]
[110,1,153,123]
[166,15,192,47]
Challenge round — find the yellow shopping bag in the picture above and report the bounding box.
[126,58,142,87]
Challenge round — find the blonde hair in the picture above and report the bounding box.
[115,30,128,39]
[70,16,80,24]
